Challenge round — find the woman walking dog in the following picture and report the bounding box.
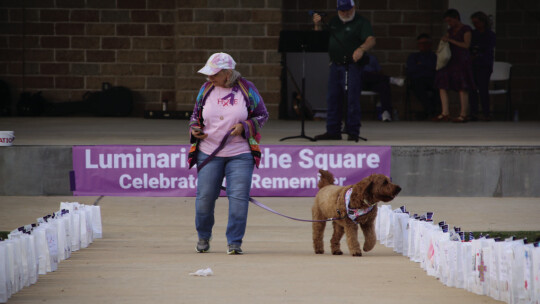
[188,53,269,255]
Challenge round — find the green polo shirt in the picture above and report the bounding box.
[327,14,373,63]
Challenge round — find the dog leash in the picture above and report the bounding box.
[195,129,345,222]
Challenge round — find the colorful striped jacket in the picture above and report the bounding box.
[187,77,269,169]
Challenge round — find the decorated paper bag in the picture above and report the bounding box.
[377,205,391,245]
[445,241,459,288]
[5,241,18,295]
[83,206,94,244]
[407,219,418,260]
[532,246,540,304]
[460,242,473,292]
[60,217,71,259]
[0,242,9,303]
[34,228,49,275]
[510,241,525,304]
[521,244,534,304]
[8,233,27,289]
[71,212,81,251]
[25,235,38,286]
[470,239,493,296]
[386,211,397,248]
[489,241,501,301]
[392,213,407,254]
[91,205,102,239]
[498,241,514,303]
[80,208,89,249]
[45,224,58,272]
[453,241,465,289]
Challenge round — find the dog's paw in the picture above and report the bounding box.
[314,250,324,254]
[351,251,363,257]
[332,250,343,255]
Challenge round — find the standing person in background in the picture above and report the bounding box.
[433,9,476,123]
[312,0,376,141]
[406,34,439,120]
[188,52,269,255]
[469,11,496,121]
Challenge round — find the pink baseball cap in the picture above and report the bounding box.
[197,52,236,76]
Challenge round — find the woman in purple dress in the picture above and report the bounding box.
[433,9,476,123]
[469,11,496,121]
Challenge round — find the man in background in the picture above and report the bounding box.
[406,34,439,120]
[312,0,376,141]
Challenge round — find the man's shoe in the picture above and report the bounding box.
[314,133,342,140]
[227,244,243,255]
[196,239,210,253]
[347,134,360,142]
[390,77,405,87]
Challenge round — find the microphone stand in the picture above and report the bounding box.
[320,18,367,142]
[280,43,316,142]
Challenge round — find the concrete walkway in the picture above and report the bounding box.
[1,195,539,303]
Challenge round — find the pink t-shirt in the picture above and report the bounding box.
[198,86,251,157]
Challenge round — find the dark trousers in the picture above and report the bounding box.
[361,71,392,113]
[469,65,492,117]
[409,77,439,118]
[326,63,363,137]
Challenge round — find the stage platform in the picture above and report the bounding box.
[0,117,539,197]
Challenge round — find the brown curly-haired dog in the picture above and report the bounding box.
[312,170,401,256]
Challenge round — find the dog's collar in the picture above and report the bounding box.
[345,188,375,221]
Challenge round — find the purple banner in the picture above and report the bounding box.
[72,145,391,197]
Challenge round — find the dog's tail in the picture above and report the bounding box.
[318,169,335,189]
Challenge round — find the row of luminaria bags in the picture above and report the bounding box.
[2,202,539,303]
[0,202,102,303]
[376,204,540,303]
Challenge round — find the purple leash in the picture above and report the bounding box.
[196,129,345,223]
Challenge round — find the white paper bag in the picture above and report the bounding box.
[91,205,103,239]
[0,242,9,303]
[5,241,17,295]
[532,246,540,304]
[25,235,38,286]
[34,228,49,275]
[44,224,58,273]
[80,209,89,249]
[489,242,501,301]
[522,244,534,303]
[71,213,81,252]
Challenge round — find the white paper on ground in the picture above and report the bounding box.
[189,268,213,277]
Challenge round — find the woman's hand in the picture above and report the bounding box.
[441,34,449,42]
[230,123,244,136]
[191,128,208,139]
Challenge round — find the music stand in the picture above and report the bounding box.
[278,31,329,142]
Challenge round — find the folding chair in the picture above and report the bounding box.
[489,62,512,120]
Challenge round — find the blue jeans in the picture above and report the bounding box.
[195,151,254,246]
[326,63,363,137]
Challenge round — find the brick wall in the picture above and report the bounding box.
[1,0,538,120]
[174,0,282,116]
[0,0,282,117]
[495,0,540,120]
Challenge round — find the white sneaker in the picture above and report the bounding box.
[390,77,404,87]
[382,111,392,122]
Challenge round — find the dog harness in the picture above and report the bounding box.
[345,188,375,221]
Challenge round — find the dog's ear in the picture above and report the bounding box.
[351,179,374,206]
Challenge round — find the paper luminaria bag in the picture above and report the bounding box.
[375,203,539,304]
